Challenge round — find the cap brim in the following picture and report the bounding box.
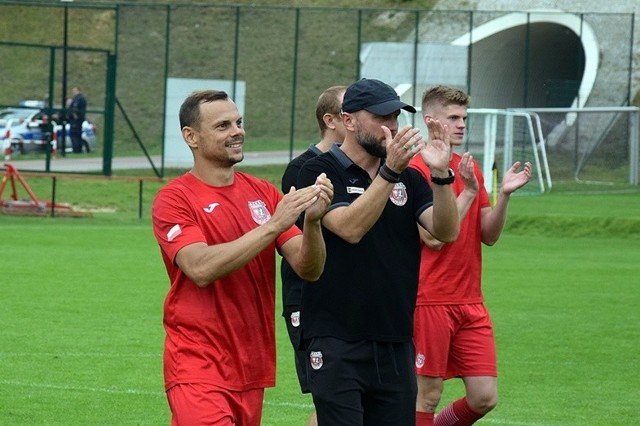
[365,100,416,115]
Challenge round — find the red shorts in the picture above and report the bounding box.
[413,303,497,379]
[166,383,264,426]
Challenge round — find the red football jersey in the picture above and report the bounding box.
[409,153,490,305]
[152,172,300,391]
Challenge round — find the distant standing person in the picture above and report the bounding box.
[68,86,87,153]
[151,90,333,425]
[280,85,346,426]
[296,78,460,425]
[410,85,532,426]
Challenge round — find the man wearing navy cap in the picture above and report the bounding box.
[296,78,463,425]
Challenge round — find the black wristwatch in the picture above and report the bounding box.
[430,168,455,185]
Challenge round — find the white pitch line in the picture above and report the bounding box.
[263,400,314,409]
[0,379,562,425]
[0,379,315,411]
[0,379,164,396]
[0,379,315,409]
[479,419,563,426]
[0,352,161,358]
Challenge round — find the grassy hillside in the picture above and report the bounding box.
[1,0,637,173]
[0,0,436,157]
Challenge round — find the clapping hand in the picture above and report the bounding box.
[501,161,533,195]
[381,124,425,173]
[458,152,478,194]
[304,173,333,222]
[419,118,452,174]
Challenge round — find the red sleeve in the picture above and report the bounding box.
[152,185,206,265]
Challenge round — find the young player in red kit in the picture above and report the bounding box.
[152,90,333,425]
[410,86,532,426]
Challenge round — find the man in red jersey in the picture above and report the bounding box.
[152,90,333,426]
[410,85,532,426]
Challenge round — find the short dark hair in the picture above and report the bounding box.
[179,90,229,130]
[315,86,346,135]
[421,85,470,112]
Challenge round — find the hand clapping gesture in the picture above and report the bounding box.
[500,161,533,195]
[458,152,479,194]
[381,124,425,173]
[304,173,333,222]
[419,118,452,174]
[276,173,332,228]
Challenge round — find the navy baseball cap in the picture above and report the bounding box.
[342,78,416,115]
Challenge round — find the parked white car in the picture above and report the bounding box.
[1,107,97,159]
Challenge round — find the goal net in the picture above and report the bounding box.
[513,107,639,190]
[401,106,639,195]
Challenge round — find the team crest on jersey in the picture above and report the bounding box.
[415,353,425,368]
[290,311,300,328]
[248,200,271,225]
[310,351,323,370]
[389,182,408,206]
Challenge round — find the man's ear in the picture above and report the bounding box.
[323,113,336,130]
[182,127,198,149]
[342,112,356,132]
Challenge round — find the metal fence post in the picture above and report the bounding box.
[103,53,117,176]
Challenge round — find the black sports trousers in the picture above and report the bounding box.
[305,336,417,426]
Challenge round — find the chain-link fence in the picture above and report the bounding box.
[0,2,636,182]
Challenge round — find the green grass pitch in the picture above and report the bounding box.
[1,183,639,425]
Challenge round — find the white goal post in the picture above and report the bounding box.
[400,107,551,195]
[513,106,639,187]
[400,105,640,194]
[468,108,551,194]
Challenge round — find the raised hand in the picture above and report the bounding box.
[458,152,478,194]
[272,184,324,232]
[304,173,333,222]
[501,161,533,195]
[382,124,425,173]
[419,118,452,173]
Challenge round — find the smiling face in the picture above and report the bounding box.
[183,99,246,168]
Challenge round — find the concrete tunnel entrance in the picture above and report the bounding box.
[466,23,585,108]
[452,11,599,110]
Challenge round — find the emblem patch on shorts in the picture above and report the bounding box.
[290,311,300,327]
[310,351,323,370]
[415,353,425,368]
[248,200,271,225]
[389,182,408,206]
